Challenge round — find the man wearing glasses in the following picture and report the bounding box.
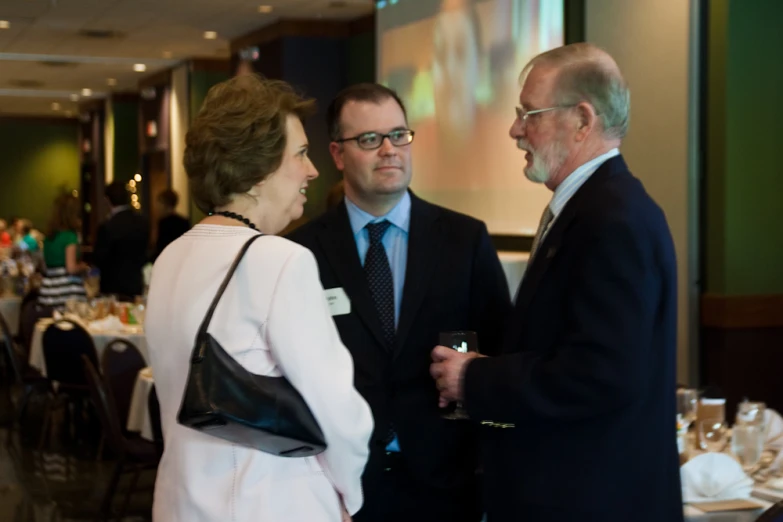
[288,83,510,522]
[430,43,683,522]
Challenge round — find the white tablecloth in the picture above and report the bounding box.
[126,367,154,441]
[28,318,147,377]
[0,296,21,336]
[498,251,529,296]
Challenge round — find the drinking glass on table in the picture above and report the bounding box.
[699,419,729,452]
[732,424,765,472]
[439,331,478,420]
[736,400,766,429]
[677,388,699,430]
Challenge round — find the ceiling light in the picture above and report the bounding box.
[81,88,92,97]
[0,21,9,29]
[204,31,218,40]
[162,51,172,58]
[107,78,117,86]
[51,102,60,111]
[70,94,79,102]
[134,174,142,182]
[133,63,146,72]
[258,5,273,13]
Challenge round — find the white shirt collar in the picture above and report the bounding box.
[549,148,620,218]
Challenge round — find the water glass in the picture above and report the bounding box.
[699,419,728,452]
[736,401,766,429]
[732,424,765,471]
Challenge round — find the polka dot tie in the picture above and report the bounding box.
[364,220,395,349]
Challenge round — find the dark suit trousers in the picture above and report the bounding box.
[354,450,482,522]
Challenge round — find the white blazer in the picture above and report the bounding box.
[145,225,373,522]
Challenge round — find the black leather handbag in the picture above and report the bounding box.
[177,234,327,457]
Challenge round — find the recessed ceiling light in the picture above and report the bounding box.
[51,102,60,111]
[162,51,172,58]
[107,78,117,86]
[0,21,9,29]
[133,63,146,72]
[81,88,92,97]
[204,31,218,40]
[258,5,273,13]
[70,93,79,102]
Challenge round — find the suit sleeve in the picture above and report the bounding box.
[469,223,512,356]
[265,249,373,515]
[464,217,660,423]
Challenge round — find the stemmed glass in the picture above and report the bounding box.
[677,388,699,444]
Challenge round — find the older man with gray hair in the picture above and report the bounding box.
[430,43,683,522]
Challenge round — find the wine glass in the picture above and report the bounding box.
[699,419,729,452]
[438,331,478,420]
[677,388,699,430]
[732,424,764,472]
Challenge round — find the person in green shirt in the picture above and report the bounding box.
[39,193,89,308]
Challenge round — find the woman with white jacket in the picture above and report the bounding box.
[145,74,373,522]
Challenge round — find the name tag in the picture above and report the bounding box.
[325,287,351,316]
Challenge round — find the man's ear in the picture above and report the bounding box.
[329,141,345,171]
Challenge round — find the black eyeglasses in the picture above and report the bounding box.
[334,129,415,150]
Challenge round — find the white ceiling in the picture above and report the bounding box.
[0,0,374,117]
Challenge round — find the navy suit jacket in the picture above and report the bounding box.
[288,192,511,518]
[464,156,684,522]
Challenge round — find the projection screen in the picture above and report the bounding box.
[377,0,564,235]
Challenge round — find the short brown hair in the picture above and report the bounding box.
[184,74,316,212]
[105,181,130,206]
[47,192,81,238]
[157,189,179,209]
[326,83,407,141]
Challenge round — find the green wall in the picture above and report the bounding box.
[112,100,140,184]
[346,31,376,86]
[0,118,80,232]
[706,0,783,295]
[189,69,230,223]
[190,70,230,123]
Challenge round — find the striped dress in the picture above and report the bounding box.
[39,266,87,307]
[39,230,87,308]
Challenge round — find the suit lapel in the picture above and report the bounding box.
[394,193,442,359]
[514,155,629,315]
[317,202,389,350]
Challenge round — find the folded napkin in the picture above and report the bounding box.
[681,453,754,502]
[765,410,783,448]
[764,409,783,470]
[88,314,124,332]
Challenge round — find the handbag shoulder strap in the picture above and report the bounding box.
[196,233,264,337]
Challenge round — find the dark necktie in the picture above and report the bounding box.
[529,205,554,262]
[364,220,395,349]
